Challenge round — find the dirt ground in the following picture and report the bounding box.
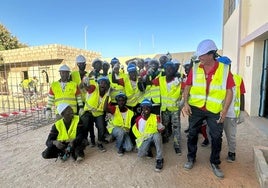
[0,115,267,188]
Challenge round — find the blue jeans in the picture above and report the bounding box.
[138,133,163,160]
[112,127,133,151]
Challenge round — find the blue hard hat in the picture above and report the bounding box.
[127,64,137,73]
[97,76,110,84]
[163,61,175,69]
[217,56,232,65]
[111,57,119,65]
[115,92,127,101]
[140,99,152,107]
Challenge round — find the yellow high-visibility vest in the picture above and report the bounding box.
[55,115,79,142]
[132,114,158,148]
[51,81,78,113]
[124,76,144,107]
[107,106,134,134]
[233,74,242,117]
[159,76,181,112]
[188,63,229,114]
[84,86,110,117]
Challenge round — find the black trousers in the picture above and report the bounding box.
[187,106,223,165]
[42,140,87,159]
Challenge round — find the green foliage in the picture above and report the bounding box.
[0,24,28,51]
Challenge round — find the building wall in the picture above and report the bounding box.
[222,6,240,74]
[223,0,268,116]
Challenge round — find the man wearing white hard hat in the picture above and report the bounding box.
[182,39,235,178]
[45,64,84,119]
[42,103,87,161]
[71,55,88,104]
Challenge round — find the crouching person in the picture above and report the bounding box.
[105,92,134,156]
[132,99,165,172]
[42,103,87,162]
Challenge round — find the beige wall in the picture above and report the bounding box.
[241,0,268,38]
[223,0,268,116]
[222,7,240,74]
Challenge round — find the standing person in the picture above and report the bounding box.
[45,65,84,119]
[71,55,88,107]
[81,76,111,152]
[182,39,235,178]
[132,99,165,172]
[105,92,134,156]
[217,56,246,162]
[151,61,183,154]
[42,103,87,162]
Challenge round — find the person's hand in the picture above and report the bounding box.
[157,123,165,133]
[53,140,65,150]
[182,102,191,117]
[45,109,52,120]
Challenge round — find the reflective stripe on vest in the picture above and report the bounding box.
[124,77,144,107]
[84,86,110,117]
[233,74,242,117]
[51,81,78,113]
[55,115,79,142]
[107,106,134,134]
[132,114,158,148]
[159,76,181,111]
[189,63,229,113]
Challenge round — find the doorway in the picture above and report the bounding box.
[259,39,268,118]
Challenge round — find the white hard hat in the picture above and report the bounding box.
[76,55,86,64]
[59,64,70,72]
[57,103,70,115]
[196,39,218,57]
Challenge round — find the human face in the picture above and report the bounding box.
[129,71,137,81]
[198,53,214,65]
[77,63,86,71]
[98,80,110,93]
[142,105,151,119]
[117,97,126,108]
[60,71,70,82]
[62,106,74,123]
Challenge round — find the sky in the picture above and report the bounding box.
[1,0,223,59]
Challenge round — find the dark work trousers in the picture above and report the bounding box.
[80,111,95,143]
[187,106,223,165]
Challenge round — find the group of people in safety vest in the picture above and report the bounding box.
[42,39,245,177]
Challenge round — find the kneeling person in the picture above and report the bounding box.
[106,92,134,156]
[42,103,87,162]
[132,99,165,172]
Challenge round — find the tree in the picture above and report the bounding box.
[0,24,28,51]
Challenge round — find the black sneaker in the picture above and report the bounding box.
[175,148,182,156]
[155,159,164,172]
[211,163,224,178]
[97,143,106,152]
[146,150,153,159]
[201,139,209,147]
[184,128,189,133]
[117,147,125,156]
[227,152,236,162]
[91,140,96,147]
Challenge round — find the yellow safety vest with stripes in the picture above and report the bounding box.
[142,74,161,104]
[188,62,229,114]
[108,73,126,103]
[51,81,79,113]
[159,76,182,112]
[233,74,242,117]
[84,86,110,117]
[132,114,158,148]
[124,77,144,107]
[55,115,79,142]
[107,106,134,134]
[71,71,88,102]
